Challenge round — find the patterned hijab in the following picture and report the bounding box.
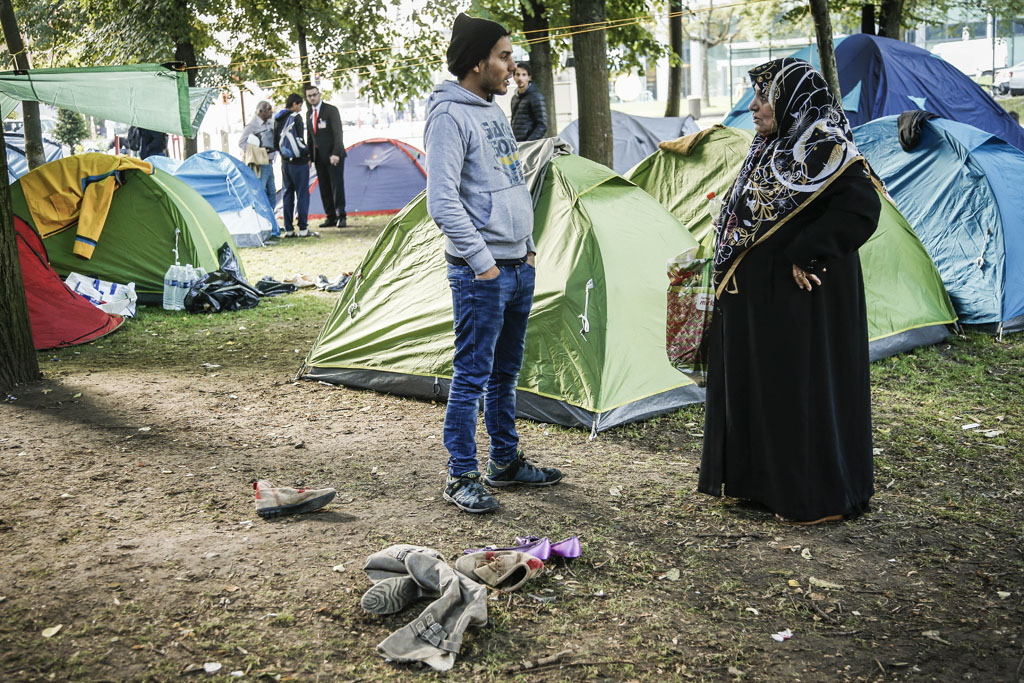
[713,58,864,295]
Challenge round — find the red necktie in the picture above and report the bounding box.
[313,108,319,135]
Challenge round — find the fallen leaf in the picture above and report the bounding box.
[745,607,760,616]
[332,564,346,572]
[138,427,151,432]
[41,624,62,638]
[983,430,1004,438]
[809,577,844,590]
[997,591,1011,599]
[665,568,681,581]
[72,392,82,399]
[922,630,951,645]
[609,486,622,497]
[203,662,222,673]
[224,585,240,593]
[787,580,800,588]
[809,592,826,601]
[800,547,812,560]
[728,666,744,677]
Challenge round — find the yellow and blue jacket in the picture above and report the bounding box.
[19,154,154,259]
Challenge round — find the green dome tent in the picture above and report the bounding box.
[626,126,957,359]
[11,164,240,305]
[303,153,704,432]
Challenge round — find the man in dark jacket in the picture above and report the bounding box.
[138,128,168,158]
[510,63,547,142]
[304,84,347,227]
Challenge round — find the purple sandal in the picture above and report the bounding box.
[465,535,581,561]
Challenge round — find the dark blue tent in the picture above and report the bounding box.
[724,34,1024,153]
[560,110,700,174]
[5,133,63,183]
[855,116,1024,333]
[276,138,427,220]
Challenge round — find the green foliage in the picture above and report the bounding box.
[52,107,88,149]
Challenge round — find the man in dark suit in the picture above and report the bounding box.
[304,84,347,227]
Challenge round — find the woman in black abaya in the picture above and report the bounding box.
[698,59,881,524]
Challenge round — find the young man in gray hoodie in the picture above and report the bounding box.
[425,13,562,514]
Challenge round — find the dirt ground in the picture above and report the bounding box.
[2,246,1023,681]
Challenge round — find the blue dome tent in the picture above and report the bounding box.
[275,138,427,221]
[148,150,276,247]
[5,133,63,183]
[560,110,700,174]
[723,34,1024,153]
[855,116,1024,334]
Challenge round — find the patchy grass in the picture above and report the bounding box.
[1,219,1022,681]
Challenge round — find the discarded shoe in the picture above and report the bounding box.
[283,273,316,288]
[455,551,543,591]
[253,479,336,519]
[443,472,498,514]
[483,451,562,487]
[360,575,423,614]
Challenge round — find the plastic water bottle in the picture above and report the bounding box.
[707,191,722,219]
[162,264,181,310]
[176,265,196,310]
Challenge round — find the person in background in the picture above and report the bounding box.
[1010,110,1021,126]
[509,62,547,142]
[425,13,562,515]
[698,58,881,525]
[138,128,168,159]
[274,94,310,238]
[304,84,347,227]
[239,100,278,223]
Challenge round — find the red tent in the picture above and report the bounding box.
[15,216,124,350]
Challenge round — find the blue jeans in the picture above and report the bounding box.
[444,262,535,477]
[259,164,279,236]
[281,162,310,231]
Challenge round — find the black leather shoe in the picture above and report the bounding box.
[339,216,347,227]
[321,219,338,228]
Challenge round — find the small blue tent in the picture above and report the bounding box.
[560,110,700,174]
[855,116,1024,333]
[723,34,1024,154]
[148,150,276,247]
[5,133,62,183]
[345,138,426,215]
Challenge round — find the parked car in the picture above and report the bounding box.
[995,61,1024,96]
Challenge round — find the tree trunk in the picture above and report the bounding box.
[570,0,612,167]
[298,22,311,91]
[877,0,903,39]
[0,125,40,391]
[174,38,198,158]
[0,0,44,170]
[665,0,683,116]
[809,0,842,99]
[521,0,556,137]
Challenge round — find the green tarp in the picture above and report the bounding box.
[626,126,957,359]
[0,64,216,136]
[11,163,238,304]
[304,153,704,431]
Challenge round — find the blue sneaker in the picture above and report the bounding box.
[483,452,563,487]
[444,472,499,514]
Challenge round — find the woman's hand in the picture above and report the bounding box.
[792,264,822,291]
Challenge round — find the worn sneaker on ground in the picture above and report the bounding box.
[254,479,336,519]
[298,229,309,237]
[483,452,563,487]
[283,230,297,238]
[443,472,498,514]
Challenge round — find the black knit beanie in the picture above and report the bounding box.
[446,13,510,79]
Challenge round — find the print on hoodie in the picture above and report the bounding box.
[481,119,525,185]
